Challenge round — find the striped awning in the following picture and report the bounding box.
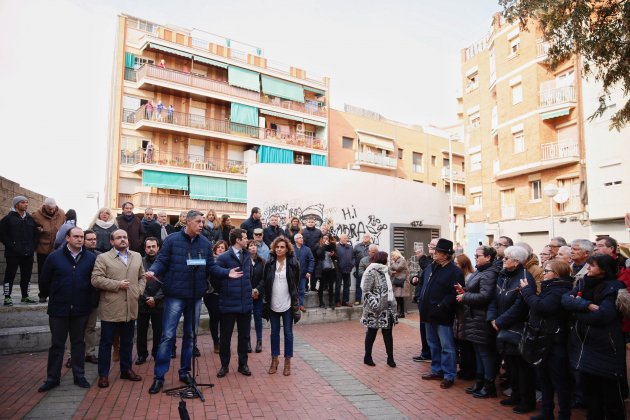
[193,55,228,69]
[541,108,571,120]
[147,43,192,59]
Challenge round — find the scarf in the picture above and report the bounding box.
[361,263,394,303]
[122,213,136,223]
[95,219,116,229]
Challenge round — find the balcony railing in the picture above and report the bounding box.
[537,40,550,58]
[130,64,326,117]
[119,192,247,214]
[451,194,466,206]
[355,152,397,168]
[539,86,575,108]
[441,167,465,182]
[120,150,246,175]
[501,205,516,219]
[123,106,327,151]
[540,140,579,161]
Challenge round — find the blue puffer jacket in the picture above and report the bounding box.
[149,230,217,299]
[240,216,262,239]
[213,247,253,314]
[39,246,97,317]
[562,276,626,378]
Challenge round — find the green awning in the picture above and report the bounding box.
[142,170,188,190]
[303,118,326,128]
[303,85,325,96]
[193,55,228,69]
[125,52,135,69]
[230,103,258,126]
[189,176,227,201]
[261,75,304,103]
[226,180,247,203]
[311,154,327,166]
[147,43,192,59]
[228,66,260,92]
[541,108,571,120]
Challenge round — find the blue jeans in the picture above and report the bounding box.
[335,272,351,304]
[354,269,362,302]
[252,298,263,341]
[298,276,307,306]
[473,342,496,381]
[269,309,293,358]
[153,297,201,380]
[425,323,457,381]
[98,320,135,377]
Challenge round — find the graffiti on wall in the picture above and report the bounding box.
[261,202,388,244]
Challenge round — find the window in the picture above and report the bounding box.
[556,69,575,87]
[471,193,482,210]
[443,158,450,167]
[530,180,542,201]
[398,148,404,159]
[461,161,465,172]
[501,189,516,219]
[512,83,523,104]
[342,136,353,149]
[513,130,525,153]
[509,37,520,57]
[445,184,450,194]
[558,177,581,212]
[470,112,480,128]
[470,152,481,171]
[431,155,436,166]
[134,56,155,69]
[601,163,623,186]
[465,67,479,92]
[412,152,423,173]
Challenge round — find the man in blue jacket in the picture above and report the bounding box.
[213,228,253,378]
[417,238,464,389]
[146,210,241,394]
[37,227,96,392]
[240,207,262,239]
[293,233,314,311]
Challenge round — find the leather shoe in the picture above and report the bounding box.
[193,346,201,357]
[255,340,262,353]
[74,377,90,389]
[179,372,193,385]
[512,404,535,414]
[135,355,148,365]
[217,366,229,378]
[85,355,98,364]
[120,369,142,381]
[440,379,455,389]
[65,357,71,368]
[247,341,252,353]
[38,381,60,392]
[238,365,252,376]
[213,343,220,354]
[421,372,444,380]
[148,379,163,394]
[98,376,109,388]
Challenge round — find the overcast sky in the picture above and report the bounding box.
[0,0,500,225]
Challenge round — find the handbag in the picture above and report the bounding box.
[496,326,524,346]
[392,277,405,287]
[519,322,553,365]
[322,252,334,271]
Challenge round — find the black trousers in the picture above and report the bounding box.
[318,269,337,307]
[419,320,431,358]
[219,312,250,368]
[456,339,477,379]
[365,327,394,361]
[335,272,351,304]
[36,253,48,298]
[504,354,536,407]
[136,311,163,358]
[3,255,33,298]
[395,297,405,315]
[203,293,221,345]
[537,343,571,419]
[583,371,626,420]
[47,315,88,382]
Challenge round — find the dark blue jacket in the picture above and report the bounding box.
[39,246,97,317]
[149,230,218,299]
[562,277,626,378]
[417,260,464,325]
[302,226,322,252]
[336,242,354,274]
[521,276,573,344]
[0,211,39,257]
[213,247,253,314]
[294,244,314,278]
[240,216,262,239]
[263,225,283,246]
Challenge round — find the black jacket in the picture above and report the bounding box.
[140,255,164,313]
[0,211,39,257]
[240,216,262,239]
[262,255,299,319]
[461,262,499,344]
[314,242,339,279]
[202,224,220,248]
[521,276,573,344]
[141,218,161,242]
[418,260,465,326]
[263,225,283,246]
[302,227,322,252]
[250,255,265,293]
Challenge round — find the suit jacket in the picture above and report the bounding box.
[91,248,145,322]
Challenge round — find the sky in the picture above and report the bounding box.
[0,0,500,227]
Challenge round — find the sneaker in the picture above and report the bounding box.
[412,355,431,362]
[3,297,12,306]
[354,301,361,306]
[21,296,38,304]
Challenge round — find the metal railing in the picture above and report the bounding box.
[123,106,327,151]
[119,192,247,213]
[452,194,466,206]
[120,149,246,174]
[441,167,465,181]
[130,64,326,117]
[355,152,397,168]
[537,40,550,58]
[539,86,575,107]
[540,140,579,161]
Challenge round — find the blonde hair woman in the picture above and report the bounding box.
[90,208,118,252]
[389,249,409,318]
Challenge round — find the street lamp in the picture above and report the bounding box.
[543,183,558,240]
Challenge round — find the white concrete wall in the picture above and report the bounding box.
[247,164,450,251]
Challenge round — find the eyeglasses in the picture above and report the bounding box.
[548,244,560,248]
[474,254,484,258]
[543,269,555,274]
[494,242,508,248]
[539,253,550,256]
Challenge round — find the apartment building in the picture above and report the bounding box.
[105,15,329,221]
[460,14,591,253]
[328,106,466,244]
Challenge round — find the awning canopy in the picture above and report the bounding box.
[147,43,192,59]
[311,154,327,166]
[541,108,571,120]
[189,176,227,201]
[193,55,228,69]
[228,66,260,92]
[303,118,326,128]
[230,103,258,126]
[258,146,294,164]
[261,75,304,103]
[259,109,326,128]
[357,132,395,152]
[142,170,188,190]
[226,179,247,203]
[303,85,325,96]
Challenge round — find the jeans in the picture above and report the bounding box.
[98,320,135,377]
[425,323,457,381]
[48,315,88,382]
[203,293,220,345]
[252,298,263,342]
[153,297,201,380]
[419,321,431,358]
[269,309,293,358]
[136,311,163,358]
[298,276,307,306]
[219,312,251,367]
[335,272,351,304]
[3,255,33,298]
[354,268,362,302]
[473,342,496,381]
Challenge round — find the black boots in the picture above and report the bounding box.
[473,380,497,398]
[466,377,484,394]
[255,340,262,353]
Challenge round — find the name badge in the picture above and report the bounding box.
[186,259,206,266]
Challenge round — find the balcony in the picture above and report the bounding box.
[451,194,466,207]
[537,40,550,59]
[541,140,579,161]
[122,106,327,152]
[120,150,246,176]
[539,85,576,109]
[441,167,465,183]
[354,152,397,169]
[129,64,326,118]
[119,192,247,215]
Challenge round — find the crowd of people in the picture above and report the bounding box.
[1,195,629,418]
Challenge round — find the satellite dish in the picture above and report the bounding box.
[553,188,569,204]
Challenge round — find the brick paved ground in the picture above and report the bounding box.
[2,314,629,419]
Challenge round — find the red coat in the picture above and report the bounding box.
[618,267,630,332]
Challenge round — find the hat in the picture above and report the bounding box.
[12,195,27,208]
[434,238,454,255]
[253,228,263,235]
